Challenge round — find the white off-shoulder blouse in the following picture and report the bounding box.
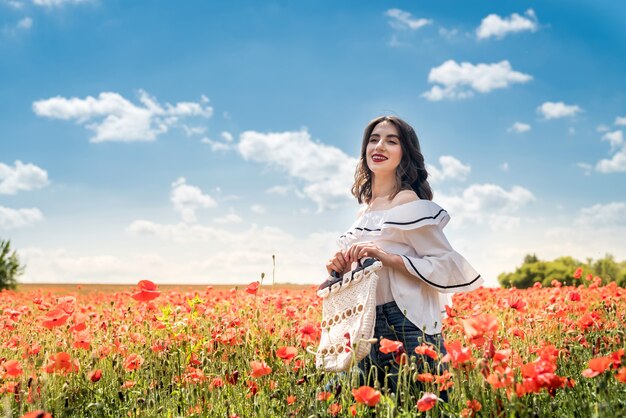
[336,199,483,335]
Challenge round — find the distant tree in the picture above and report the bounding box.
[498,253,626,288]
[0,239,24,290]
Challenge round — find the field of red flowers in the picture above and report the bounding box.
[1,270,625,417]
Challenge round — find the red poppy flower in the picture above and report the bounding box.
[276,346,298,361]
[328,403,342,416]
[317,391,333,401]
[379,338,403,354]
[286,395,296,405]
[462,314,498,345]
[44,352,79,374]
[351,385,381,407]
[441,340,474,368]
[41,307,71,329]
[131,280,160,302]
[20,411,52,418]
[573,267,583,279]
[2,360,23,377]
[124,354,144,371]
[582,356,613,378]
[415,343,439,360]
[89,369,102,382]
[250,360,272,378]
[245,281,260,295]
[417,392,438,412]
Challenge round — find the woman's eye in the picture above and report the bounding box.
[388,141,397,145]
[368,138,378,143]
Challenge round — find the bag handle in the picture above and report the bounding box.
[319,257,379,290]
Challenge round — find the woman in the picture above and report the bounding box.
[326,115,483,395]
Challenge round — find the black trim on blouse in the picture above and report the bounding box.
[338,208,448,239]
[402,255,482,289]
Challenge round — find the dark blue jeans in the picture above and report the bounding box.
[356,301,448,399]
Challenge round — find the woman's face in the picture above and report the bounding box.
[366,121,403,176]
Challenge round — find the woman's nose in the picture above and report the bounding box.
[374,139,385,150]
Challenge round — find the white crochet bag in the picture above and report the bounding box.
[315,258,382,372]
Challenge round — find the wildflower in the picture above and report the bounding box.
[582,356,614,378]
[2,360,23,377]
[415,343,439,360]
[123,354,144,371]
[131,280,160,302]
[44,352,79,374]
[317,391,333,401]
[416,392,438,412]
[379,338,403,354]
[20,412,52,418]
[88,369,102,382]
[250,360,272,378]
[351,385,381,407]
[286,395,296,405]
[328,403,342,416]
[245,281,260,295]
[41,307,70,329]
[416,373,434,383]
[573,267,583,279]
[276,346,298,362]
[567,291,581,302]
[441,340,474,368]
[462,314,498,345]
[616,367,626,383]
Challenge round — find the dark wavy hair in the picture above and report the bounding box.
[351,115,433,204]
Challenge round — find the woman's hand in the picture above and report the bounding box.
[345,241,389,265]
[325,250,350,276]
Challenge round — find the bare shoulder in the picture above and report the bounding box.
[391,190,419,207]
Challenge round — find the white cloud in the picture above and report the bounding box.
[221,131,234,142]
[422,60,532,101]
[597,124,610,132]
[201,137,231,152]
[476,9,538,40]
[385,9,432,30]
[237,129,357,212]
[615,116,626,126]
[251,204,266,214]
[576,162,592,176]
[427,155,471,183]
[436,183,535,231]
[500,162,509,172]
[438,27,459,39]
[32,90,213,142]
[182,125,206,137]
[595,149,626,173]
[575,202,626,227]
[602,130,624,151]
[0,206,43,229]
[213,213,243,225]
[537,101,582,119]
[32,0,92,7]
[17,17,32,29]
[266,185,290,195]
[0,160,49,195]
[170,177,217,223]
[20,224,340,284]
[507,122,531,133]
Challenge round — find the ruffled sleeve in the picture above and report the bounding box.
[381,200,483,294]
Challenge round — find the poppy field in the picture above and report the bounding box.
[1,270,625,417]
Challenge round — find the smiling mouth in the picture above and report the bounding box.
[371,154,388,162]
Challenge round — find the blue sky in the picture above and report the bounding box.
[1,0,625,286]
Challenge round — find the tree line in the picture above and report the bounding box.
[498,253,626,288]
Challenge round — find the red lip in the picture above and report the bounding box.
[371,154,388,161]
